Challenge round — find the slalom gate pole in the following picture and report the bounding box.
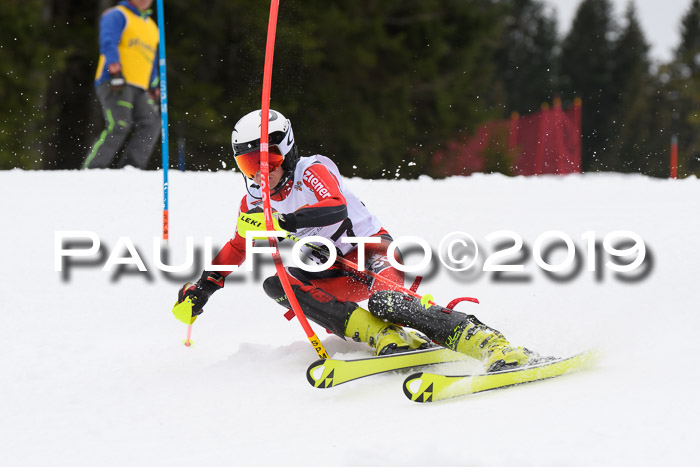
[260,0,328,359]
[671,136,678,179]
[671,110,679,179]
[157,1,192,345]
[157,0,170,241]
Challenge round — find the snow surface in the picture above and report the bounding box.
[2,168,698,466]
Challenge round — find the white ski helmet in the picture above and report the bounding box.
[231,109,298,179]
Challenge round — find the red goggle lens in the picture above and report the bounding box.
[234,146,284,178]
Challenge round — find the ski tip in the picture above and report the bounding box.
[306,360,323,387]
[403,372,433,403]
[549,347,601,369]
[306,359,335,388]
[578,347,603,368]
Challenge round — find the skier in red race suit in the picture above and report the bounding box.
[175,109,532,371]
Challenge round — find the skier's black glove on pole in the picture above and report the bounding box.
[177,271,225,316]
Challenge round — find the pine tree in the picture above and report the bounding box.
[559,0,617,172]
[677,0,700,74]
[126,0,506,177]
[269,0,506,178]
[0,0,56,169]
[607,1,654,173]
[41,0,102,169]
[642,72,676,177]
[492,0,559,116]
[671,0,700,176]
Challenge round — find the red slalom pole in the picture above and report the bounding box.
[259,0,328,359]
[671,135,678,179]
[671,110,679,179]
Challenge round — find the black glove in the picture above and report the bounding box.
[148,86,160,104]
[177,271,225,316]
[108,71,126,92]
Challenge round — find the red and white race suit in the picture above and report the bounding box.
[212,155,404,302]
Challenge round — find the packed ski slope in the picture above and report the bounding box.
[2,168,698,466]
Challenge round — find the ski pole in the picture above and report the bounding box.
[285,234,439,307]
[172,297,197,346]
[184,324,193,347]
[294,239,479,308]
[156,0,170,241]
[156,0,188,345]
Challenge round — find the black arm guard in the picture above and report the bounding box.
[278,204,348,232]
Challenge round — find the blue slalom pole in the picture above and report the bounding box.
[157,0,191,345]
[157,0,170,240]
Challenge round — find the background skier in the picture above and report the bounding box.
[84,0,161,169]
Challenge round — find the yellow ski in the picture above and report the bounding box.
[403,349,599,402]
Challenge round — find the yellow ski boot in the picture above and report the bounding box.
[345,306,429,356]
[368,290,532,371]
[261,276,430,356]
[454,323,531,372]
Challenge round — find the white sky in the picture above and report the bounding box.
[541,0,694,63]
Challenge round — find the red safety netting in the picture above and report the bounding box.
[433,98,581,177]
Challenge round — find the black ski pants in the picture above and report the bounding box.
[84,83,160,169]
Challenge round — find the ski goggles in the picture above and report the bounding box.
[234,145,284,179]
